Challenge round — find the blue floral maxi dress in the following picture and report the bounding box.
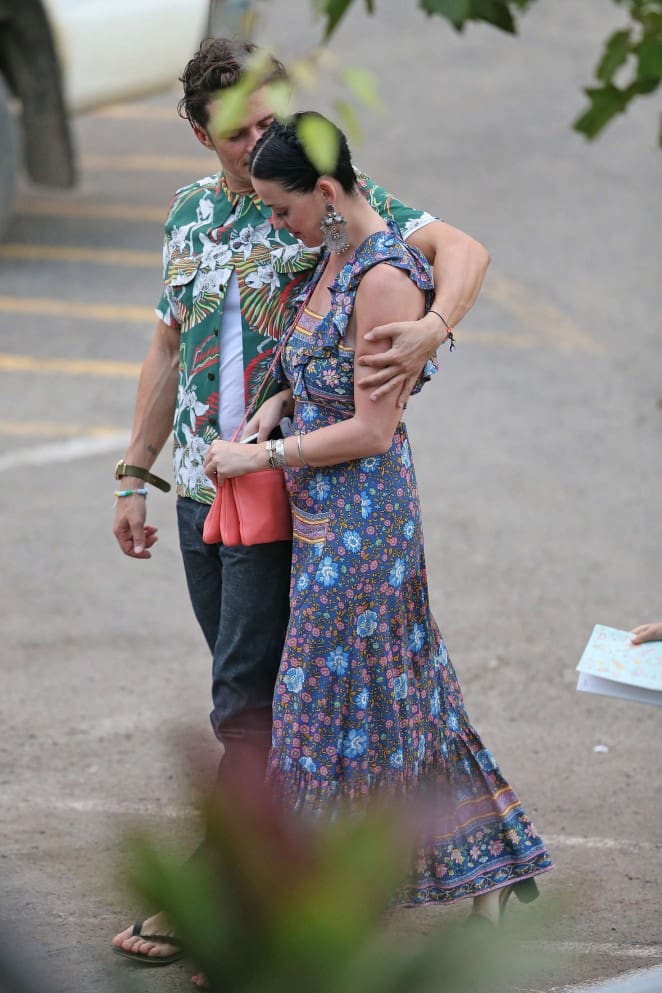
[269,228,552,903]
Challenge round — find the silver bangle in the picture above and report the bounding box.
[266,437,287,470]
[296,432,309,466]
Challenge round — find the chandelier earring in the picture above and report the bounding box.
[320,201,350,253]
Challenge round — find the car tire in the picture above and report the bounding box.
[0,76,20,241]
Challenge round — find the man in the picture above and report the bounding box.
[112,37,489,963]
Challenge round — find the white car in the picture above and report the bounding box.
[0,0,227,238]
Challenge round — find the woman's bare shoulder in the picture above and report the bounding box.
[357,260,420,298]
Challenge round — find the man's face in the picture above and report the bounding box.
[192,88,274,192]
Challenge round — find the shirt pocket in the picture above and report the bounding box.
[163,253,202,330]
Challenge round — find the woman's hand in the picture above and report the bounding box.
[630,622,662,645]
[203,439,261,482]
[243,389,294,442]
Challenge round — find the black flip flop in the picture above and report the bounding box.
[112,920,184,966]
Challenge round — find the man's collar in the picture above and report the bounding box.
[217,172,271,219]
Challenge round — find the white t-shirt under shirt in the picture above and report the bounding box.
[218,271,246,440]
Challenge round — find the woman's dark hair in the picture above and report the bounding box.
[249,113,357,194]
[178,38,287,130]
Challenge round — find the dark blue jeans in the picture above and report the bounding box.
[176,496,291,757]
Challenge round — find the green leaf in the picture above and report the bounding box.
[573,84,630,139]
[341,67,383,110]
[266,80,294,118]
[297,115,341,172]
[321,0,355,39]
[290,59,320,89]
[333,98,363,144]
[470,0,517,33]
[636,35,662,79]
[208,84,250,137]
[630,74,660,94]
[419,0,471,31]
[596,29,632,82]
[127,835,231,982]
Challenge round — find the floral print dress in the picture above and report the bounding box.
[269,226,552,903]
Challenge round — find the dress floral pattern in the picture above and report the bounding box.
[270,227,553,903]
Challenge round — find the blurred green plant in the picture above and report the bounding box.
[207,43,383,172]
[573,1,662,143]
[312,0,662,147]
[125,758,555,993]
[210,0,662,159]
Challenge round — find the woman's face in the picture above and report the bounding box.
[252,177,323,246]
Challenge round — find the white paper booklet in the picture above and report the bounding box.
[576,624,662,707]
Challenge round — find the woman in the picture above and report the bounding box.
[203,113,552,923]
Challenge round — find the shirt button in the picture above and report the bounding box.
[208,372,215,380]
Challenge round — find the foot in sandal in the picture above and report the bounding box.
[111,914,183,965]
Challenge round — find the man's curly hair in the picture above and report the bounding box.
[177,38,287,130]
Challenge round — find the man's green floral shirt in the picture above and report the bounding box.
[156,170,435,503]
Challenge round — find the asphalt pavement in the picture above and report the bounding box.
[0,1,660,991]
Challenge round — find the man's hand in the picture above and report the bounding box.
[113,489,159,559]
[358,311,446,408]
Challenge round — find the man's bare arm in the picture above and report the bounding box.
[359,221,490,406]
[113,319,180,559]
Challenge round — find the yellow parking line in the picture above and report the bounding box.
[464,330,539,349]
[0,420,123,438]
[0,296,154,324]
[0,243,160,266]
[82,154,212,172]
[484,273,601,354]
[87,103,177,120]
[17,198,166,223]
[0,353,140,378]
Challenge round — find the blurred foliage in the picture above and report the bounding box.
[211,1,661,155]
[316,0,534,38]
[573,1,662,144]
[207,44,383,173]
[126,763,551,993]
[312,0,662,146]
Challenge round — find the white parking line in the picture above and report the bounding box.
[545,834,660,852]
[555,963,662,993]
[5,785,659,859]
[536,943,662,963]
